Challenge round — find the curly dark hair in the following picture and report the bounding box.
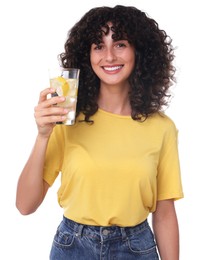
[59,5,176,122]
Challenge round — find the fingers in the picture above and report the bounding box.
[35,111,68,127]
[38,88,54,104]
[34,87,69,136]
[34,105,68,121]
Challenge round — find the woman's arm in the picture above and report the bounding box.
[16,87,68,215]
[16,135,50,215]
[152,199,180,260]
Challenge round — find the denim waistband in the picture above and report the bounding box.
[62,216,148,241]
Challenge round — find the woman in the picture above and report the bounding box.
[16,5,184,260]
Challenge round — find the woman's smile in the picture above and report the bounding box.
[102,65,124,73]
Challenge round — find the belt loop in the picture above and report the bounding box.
[76,224,84,238]
[120,227,127,241]
[100,227,104,244]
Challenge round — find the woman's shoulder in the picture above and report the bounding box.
[149,112,177,131]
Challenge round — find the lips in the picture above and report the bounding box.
[102,65,123,71]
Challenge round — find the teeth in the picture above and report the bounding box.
[103,66,122,71]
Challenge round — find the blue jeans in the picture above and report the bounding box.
[50,216,159,259]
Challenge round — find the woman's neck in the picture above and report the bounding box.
[97,84,131,115]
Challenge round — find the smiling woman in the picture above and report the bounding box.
[16,5,183,260]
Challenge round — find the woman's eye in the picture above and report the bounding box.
[116,43,126,48]
[94,45,103,50]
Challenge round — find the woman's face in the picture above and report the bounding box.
[90,26,135,88]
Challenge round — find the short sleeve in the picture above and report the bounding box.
[157,120,184,201]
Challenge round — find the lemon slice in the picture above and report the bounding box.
[57,76,69,96]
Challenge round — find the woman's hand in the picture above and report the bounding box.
[34,88,68,138]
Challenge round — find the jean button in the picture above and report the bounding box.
[102,229,110,235]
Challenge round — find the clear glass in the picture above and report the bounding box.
[49,67,80,125]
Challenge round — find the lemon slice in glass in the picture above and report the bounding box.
[56,76,69,96]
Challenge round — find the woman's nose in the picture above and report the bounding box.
[105,48,116,62]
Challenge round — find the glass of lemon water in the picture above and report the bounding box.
[49,67,80,125]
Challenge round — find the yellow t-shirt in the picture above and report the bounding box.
[43,109,183,227]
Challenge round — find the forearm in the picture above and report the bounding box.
[16,135,49,215]
[152,200,180,260]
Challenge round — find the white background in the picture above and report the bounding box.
[0,0,207,259]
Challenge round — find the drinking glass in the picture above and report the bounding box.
[49,67,80,125]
